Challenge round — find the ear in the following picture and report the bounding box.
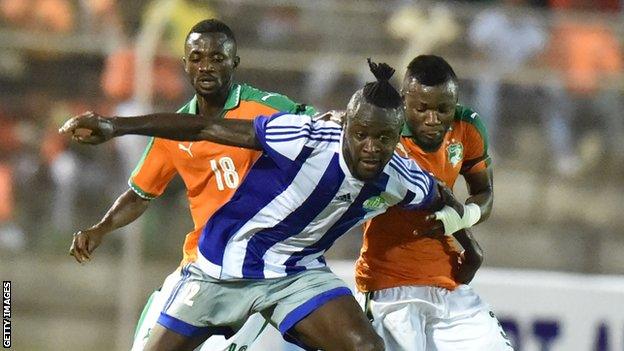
[182,56,189,73]
[233,56,240,69]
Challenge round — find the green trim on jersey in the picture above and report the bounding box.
[223,84,242,110]
[454,104,489,153]
[130,137,156,180]
[454,104,491,166]
[178,85,233,116]
[400,123,413,137]
[183,96,196,114]
[182,83,315,117]
[175,95,196,114]
[128,180,157,200]
[237,83,317,116]
[128,134,159,200]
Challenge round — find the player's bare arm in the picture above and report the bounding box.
[70,189,149,264]
[463,167,493,224]
[59,110,261,150]
[453,229,484,284]
[446,167,491,282]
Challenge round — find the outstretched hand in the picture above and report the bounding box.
[59,111,115,145]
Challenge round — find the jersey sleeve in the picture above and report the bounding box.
[460,110,491,175]
[128,137,177,199]
[253,113,341,169]
[388,154,437,210]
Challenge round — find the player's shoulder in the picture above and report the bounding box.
[312,115,342,130]
[264,113,342,148]
[238,83,316,115]
[265,111,341,129]
[453,104,481,124]
[386,152,431,187]
[453,104,488,138]
[175,96,197,114]
[264,112,312,127]
[388,151,425,172]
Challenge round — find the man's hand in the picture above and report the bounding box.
[453,229,484,284]
[420,181,464,237]
[69,227,106,264]
[67,189,150,264]
[59,111,115,144]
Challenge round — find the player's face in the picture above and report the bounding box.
[183,32,239,97]
[402,78,458,152]
[343,104,402,181]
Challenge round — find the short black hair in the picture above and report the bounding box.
[186,19,236,44]
[362,58,402,109]
[406,55,457,86]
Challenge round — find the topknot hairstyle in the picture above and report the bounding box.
[406,55,457,86]
[362,58,403,109]
[187,19,236,44]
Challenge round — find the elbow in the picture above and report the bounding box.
[126,189,151,207]
[473,247,484,265]
[472,189,493,223]
[479,205,492,223]
[481,193,493,221]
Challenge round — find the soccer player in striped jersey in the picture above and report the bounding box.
[61,60,477,351]
[67,19,314,351]
[355,55,512,350]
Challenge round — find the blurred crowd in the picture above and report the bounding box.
[0,0,622,262]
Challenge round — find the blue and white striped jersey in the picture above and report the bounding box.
[195,113,436,280]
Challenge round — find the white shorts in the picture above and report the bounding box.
[130,270,270,351]
[357,285,514,351]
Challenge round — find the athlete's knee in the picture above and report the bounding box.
[367,333,385,351]
[348,331,385,351]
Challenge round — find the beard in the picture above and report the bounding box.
[415,135,444,152]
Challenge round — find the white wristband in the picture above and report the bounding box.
[462,203,482,228]
[434,203,482,236]
[434,206,463,235]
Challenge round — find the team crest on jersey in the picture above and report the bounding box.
[446,142,463,167]
[363,196,388,211]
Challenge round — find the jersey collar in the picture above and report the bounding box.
[187,83,242,115]
[400,123,413,137]
[223,83,242,110]
[188,95,198,114]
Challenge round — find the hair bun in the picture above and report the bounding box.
[367,58,395,82]
[362,58,402,109]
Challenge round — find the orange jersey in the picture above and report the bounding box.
[355,105,490,292]
[129,83,315,265]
